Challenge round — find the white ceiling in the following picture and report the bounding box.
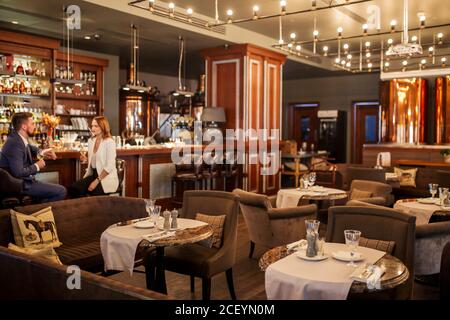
[0,0,449,79]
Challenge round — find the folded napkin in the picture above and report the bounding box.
[143,231,176,243]
[367,265,386,289]
[334,250,362,260]
[286,239,307,251]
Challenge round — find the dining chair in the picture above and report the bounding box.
[327,205,416,299]
[145,190,239,300]
[232,188,317,258]
[348,180,394,206]
[440,241,450,300]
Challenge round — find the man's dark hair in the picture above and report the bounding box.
[11,112,33,132]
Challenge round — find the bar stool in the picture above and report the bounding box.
[171,157,206,205]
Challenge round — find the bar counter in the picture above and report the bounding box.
[40,145,216,200]
[363,143,450,167]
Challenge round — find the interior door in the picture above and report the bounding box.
[289,104,319,151]
[352,102,380,164]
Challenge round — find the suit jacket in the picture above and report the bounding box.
[0,132,39,183]
[84,137,119,193]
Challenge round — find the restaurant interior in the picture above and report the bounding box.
[0,0,449,301]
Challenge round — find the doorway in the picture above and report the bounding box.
[288,103,319,151]
[351,101,380,164]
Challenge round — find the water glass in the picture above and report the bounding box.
[317,237,325,256]
[429,183,438,199]
[309,172,317,187]
[344,230,361,267]
[144,199,156,217]
[151,205,161,226]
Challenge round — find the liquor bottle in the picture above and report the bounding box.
[68,66,73,80]
[34,62,41,77]
[91,84,95,96]
[80,71,84,81]
[19,80,26,94]
[12,80,19,94]
[62,67,68,79]
[92,72,96,82]
[55,66,60,78]
[16,62,24,75]
[41,62,46,77]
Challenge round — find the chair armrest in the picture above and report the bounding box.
[268,195,277,208]
[416,222,450,239]
[268,204,317,220]
[351,197,387,206]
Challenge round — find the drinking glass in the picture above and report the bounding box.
[150,205,161,226]
[317,237,325,256]
[144,199,156,218]
[344,230,361,267]
[80,144,88,164]
[429,183,438,199]
[309,172,317,187]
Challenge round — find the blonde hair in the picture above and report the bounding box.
[93,116,112,139]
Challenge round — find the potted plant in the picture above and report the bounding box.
[440,149,450,163]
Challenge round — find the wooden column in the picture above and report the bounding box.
[201,44,286,195]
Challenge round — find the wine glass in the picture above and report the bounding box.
[79,143,88,164]
[309,172,317,187]
[344,230,361,267]
[144,199,155,218]
[151,205,161,227]
[429,183,438,199]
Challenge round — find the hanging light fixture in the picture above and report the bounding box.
[121,25,150,93]
[386,0,423,57]
[170,36,194,98]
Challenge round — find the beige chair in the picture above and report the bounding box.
[327,205,416,299]
[233,188,317,258]
[145,190,239,300]
[348,180,394,206]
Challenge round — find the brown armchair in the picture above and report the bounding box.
[348,180,394,206]
[327,205,416,299]
[146,190,239,300]
[232,188,317,258]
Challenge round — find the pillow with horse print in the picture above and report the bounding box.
[10,207,62,248]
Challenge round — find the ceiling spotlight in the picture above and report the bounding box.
[419,14,426,28]
[368,63,373,68]
[442,57,447,67]
[362,23,368,35]
[341,60,346,65]
[227,9,233,23]
[387,38,393,45]
[148,0,155,12]
[288,43,293,48]
[346,62,351,68]
[313,30,319,37]
[296,45,301,51]
[384,62,390,67]
[323,45,329,52]
[365,41,371,48]
[402,60,408,66]
[335,58,340,64]
[94,34,101,40]
[390,20,397,32]
[253,5,260,19]
[280,0,287,15]
[278,39,284,45]
[437,32,444,44]
[420,59,426,64]
[290,32,296,40]
[11,21,19,24]
[84,35,91,40]
[347,54,352,59]
[187,8,193,15]
[312,0,317,9]
[168,2,175,17]
[411,35,418,42]
[429,46,434,56]
[343,43,349,50]
[366,52,371,58]
[337,27,343,38]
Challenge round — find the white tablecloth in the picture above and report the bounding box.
[265,242,386,300]
[276,187,347,208]
[393,200,450,225]
[100,218,207,274]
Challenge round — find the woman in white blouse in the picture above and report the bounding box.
[68,116,119,197]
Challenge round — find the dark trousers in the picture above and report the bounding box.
[23,180,67,204]
[68,170,105,198]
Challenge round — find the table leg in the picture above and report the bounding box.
[144,247,167,294]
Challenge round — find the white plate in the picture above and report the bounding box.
[331,251,365,262]
[296,250,329,261]
[133,220,155,229]
[418,198,439,205]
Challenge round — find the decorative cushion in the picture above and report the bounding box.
[394,167,418,188]
[350,188,373,200]
[10,207,62,248]
[195,213,226,249]
[359,236,396,254]
[8,243,63,265]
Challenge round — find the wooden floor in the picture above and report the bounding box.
[110,213,440,300]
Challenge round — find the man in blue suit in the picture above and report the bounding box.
[0,112,66,203]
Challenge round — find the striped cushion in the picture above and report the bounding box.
[195,213,226,249]
[359,236,396,254]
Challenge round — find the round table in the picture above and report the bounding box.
[276,187,348,208]
[394,199,450,225]
[101,218,213,294]
[259,243,409,298]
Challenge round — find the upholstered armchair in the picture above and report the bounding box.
[440,241,450,300]
[232,189,317,258]
[327,205,416,299]
[348,180,394,206]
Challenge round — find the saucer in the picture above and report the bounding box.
[331,251,364,262]
[296,250,329,261]
[133,220,155,229]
